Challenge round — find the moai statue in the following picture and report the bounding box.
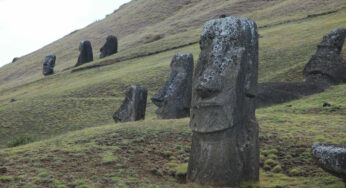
[151,53,194,119]
[187,17,259,187]
[312,143,346,186]
[75,40,93,67]
[113,85,148,123]
[42,54,56,76]
[303,28,346,84]
[100,35,118,58]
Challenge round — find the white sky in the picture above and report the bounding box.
[0,0,131,67]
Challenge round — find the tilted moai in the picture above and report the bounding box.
[75,40,93,67]
[303,28,346,84]
[151,53,194,119]
[187,17,259,186]
[113,85,148,123]
[312,143,346,186]
[100,35,118,58]
[42,54,56,76]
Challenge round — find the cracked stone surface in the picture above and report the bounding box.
[187,17,259,187]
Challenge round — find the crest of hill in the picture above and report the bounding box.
[0,0,345,91]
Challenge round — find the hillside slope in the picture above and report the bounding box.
[0,0,345,91]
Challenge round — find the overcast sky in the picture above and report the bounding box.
[0,0,131,67]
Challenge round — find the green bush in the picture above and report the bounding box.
[7,135,34,147]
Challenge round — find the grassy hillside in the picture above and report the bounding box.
[0,0,345,91]
[0,84,345,187]
[0,0,345,187]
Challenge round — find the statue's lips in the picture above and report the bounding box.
[192,101,223,108]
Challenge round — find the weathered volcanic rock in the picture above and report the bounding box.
[75,40,93,67]
[100,35,118,58]
[151,53,194,119]
[303,28,346,84]
[113,86,148,123]
[312,143,346,184]
[187,17,259,187]
[42,54,56,76]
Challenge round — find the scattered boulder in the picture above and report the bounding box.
[75,40,93,67]
[187,17,259,187]
[100,35,118,58]
[219,14,227,18]
[11,57,19,63]
[303,28,346,84]
[151,53,194,119]
[42,54,56,76]
[10,99,16,103]
[312,143,346,184]
[113,85,148,123]
[323,102,331,107]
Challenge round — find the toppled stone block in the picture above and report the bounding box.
[113,86,148,123]
[151,53,194,119]
[312,143,346,184]
[42,54,56,76]
[75,40,93,67]
[100,35,118,58]
[187,17,259,187]
[303,28,346,84]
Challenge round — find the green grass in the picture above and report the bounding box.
[0,0,345,187]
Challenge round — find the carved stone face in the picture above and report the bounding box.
[190,17,258,133]
[43,54,56,76]
[151,53,194,119]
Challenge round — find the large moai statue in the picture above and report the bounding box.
[113,85,148,123]
[75,40,93,67]
[151,53,194,119]
[312,143,346,186]
[42,54,56,76]
[303,28,346,84]
[100,35,118,58]
[187,17,259,186]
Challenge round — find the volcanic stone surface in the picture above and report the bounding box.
[42,54,56,76]
[100,35,118,58]
[303,28,346,84]
[113,85,148,123]
[75,40,93,67]
[151,53,194,119]
[312,143,346,184]
[187,17,259,187]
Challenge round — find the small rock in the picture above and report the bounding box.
[219,14,227,18]
[323,102,331,107]
[11,57,19,63]
[10,99,16,103]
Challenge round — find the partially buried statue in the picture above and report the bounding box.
[42,54,56,76]
[187,17,259,187]
[303,28,346,84]
[75,40,93,67]
[100,35,118,58]
[113,85,148,123]
[151,53,194,119]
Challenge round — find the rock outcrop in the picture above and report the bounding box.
[312,143,346,185]
[42,54,56,76]
[151,53,194,119]
[303,28,346,84]
[75,40,93,67]
[113,86,148,123]
[187,17,259,187]
[100,35,118,58]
